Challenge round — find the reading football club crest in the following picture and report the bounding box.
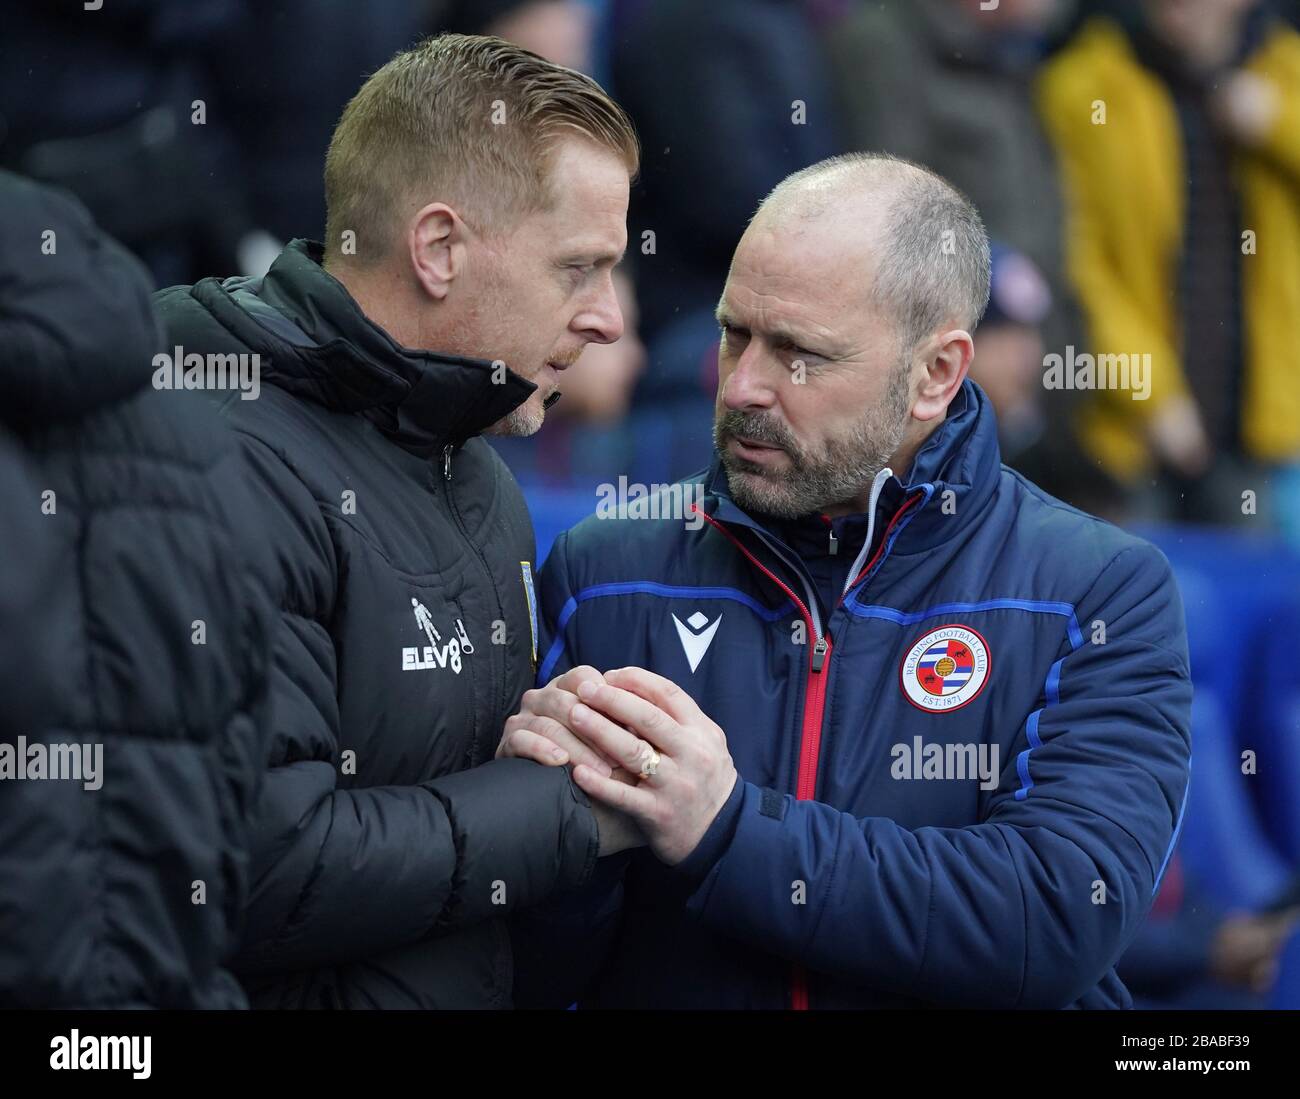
[899,625,990,712]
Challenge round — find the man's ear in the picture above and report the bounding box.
[409,203,468,301]
[912,328,974,423]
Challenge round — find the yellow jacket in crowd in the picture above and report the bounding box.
[1038,17,1300,481]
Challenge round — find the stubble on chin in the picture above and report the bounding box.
[723,463,806,520]
[485,392,547,437]
[718,407,908,519]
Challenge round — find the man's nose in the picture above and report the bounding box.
[573,276,625,345]
[721,341,779,411]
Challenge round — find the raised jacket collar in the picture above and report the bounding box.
[193,239,537,459]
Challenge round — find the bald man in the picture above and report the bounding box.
[499,153,1192,1010]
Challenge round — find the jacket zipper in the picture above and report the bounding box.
[696,490,924,1010]
[823,514,838,556]
[439,442,512,761]
[696,513,832,765]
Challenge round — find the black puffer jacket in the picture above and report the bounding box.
[154,240,599,1009]
[0,171,272,1007]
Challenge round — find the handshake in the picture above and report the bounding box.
[496,665,739,865]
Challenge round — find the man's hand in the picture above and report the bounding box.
[1210,909,1299,994]
[497,665,622,776]
[1212,70,1280,147]
[497,665,645,854]
[1147,393,1212,478]
[565,666,738,866]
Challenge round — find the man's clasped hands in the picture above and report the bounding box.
[496,666,738,861]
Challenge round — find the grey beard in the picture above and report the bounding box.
[715,382,910,519]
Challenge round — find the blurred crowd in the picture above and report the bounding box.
[5,0,1300,1008]
[7,0,1300,541]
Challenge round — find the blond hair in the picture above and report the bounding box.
[324,33,639,267]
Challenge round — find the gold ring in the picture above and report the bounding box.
[638,746,661,779]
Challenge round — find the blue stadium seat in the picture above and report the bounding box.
[1248,590,1300,863]
[1180,689,1292,909]
[1270,925,1300,1009]
[1137,526,1299,907]
[528,489,597,566]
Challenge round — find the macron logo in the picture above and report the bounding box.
[672,611,722,673]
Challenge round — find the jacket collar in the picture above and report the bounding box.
[194,239,537,459]
[703,379,1002,555]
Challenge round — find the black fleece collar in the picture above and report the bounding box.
[196,239,537,459]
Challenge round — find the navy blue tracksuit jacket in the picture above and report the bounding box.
[511,381,1192,1009]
